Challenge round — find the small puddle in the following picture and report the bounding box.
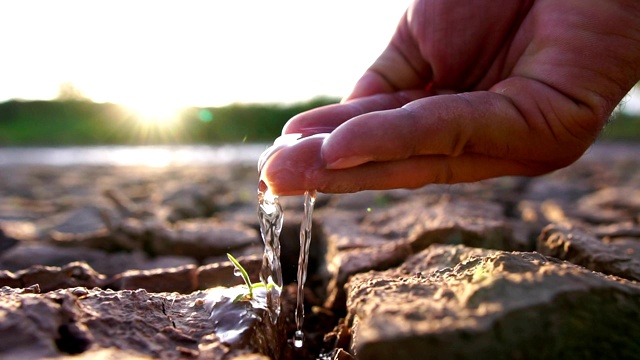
[204,286,268,344]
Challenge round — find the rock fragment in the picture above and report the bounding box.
[152,219,260,261]
[323,241,411,311]
[108,264,198,293]
[345,245,640,359]
[537,223,640,281]
[317,197,523,311]
[13,261,106,292]
[0,287,284,359]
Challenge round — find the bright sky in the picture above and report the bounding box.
[3,0,639,118]
[1,0,413,113]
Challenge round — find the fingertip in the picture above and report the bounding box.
[257,133,302,173]
[283,100,360,136]
[260,159,300,196]
[259,134,327,196]
[346,72,395,101]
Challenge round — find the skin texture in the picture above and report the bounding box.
[261,0,640,196]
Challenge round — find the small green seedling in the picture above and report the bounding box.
[227,253,279,302]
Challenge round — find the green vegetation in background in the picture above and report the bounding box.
[0,97,638,145]
[603,111,640,142]
[0,97,339,146]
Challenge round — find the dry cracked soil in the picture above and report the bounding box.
[1,142,640,359]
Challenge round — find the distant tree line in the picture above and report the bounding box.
[0,97,339,146]
[0,96,638,146]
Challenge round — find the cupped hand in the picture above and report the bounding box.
[261,0,640,196]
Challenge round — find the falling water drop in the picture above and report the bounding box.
[293,330,304,348]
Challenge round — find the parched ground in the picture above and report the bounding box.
[1,141,639,359]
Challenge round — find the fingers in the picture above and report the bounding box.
[282,89,432,137]
[261,91,533,195]
[343,9,432,101]
[257,133,302,174]
[343,47,430,101]
[259,134,327,196]
[263,84,599,195]
[321,89,593,171]
[262,141,540,195]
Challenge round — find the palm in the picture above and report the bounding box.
[355,0,633,103]
[357,1,533,94]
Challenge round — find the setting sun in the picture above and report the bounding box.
[125,99,183,128]
[115,95,189,143]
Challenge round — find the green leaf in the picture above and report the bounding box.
[266,283,281,291]
[250,283,266,290]
[233,293,251,303]
[227,253,253,295]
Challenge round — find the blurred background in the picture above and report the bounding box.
[0,0,411,161]
[0,0,639,166]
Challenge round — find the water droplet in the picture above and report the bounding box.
[293,330,304,348]
[233,268,242,277]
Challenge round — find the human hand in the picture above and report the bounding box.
[261,0,640,196]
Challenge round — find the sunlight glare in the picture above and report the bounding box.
[126,98,183,127]
[117,93,188,144]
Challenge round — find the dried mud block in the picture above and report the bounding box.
[361,199,515,251]
[46,205,110,235]
[0,270,21,288]
[153,220,260,261]
[0,242,197,277]
[538,223,640,281]
[0,287,78,359]
[575,187,640,224]
[0,287,283,359]
[47,228,114,251]
[13,261,106,292]
[0,242,119,274]
[0,221,27,250]
[318,198,521,311]
[162,184,217,222]
[109,264,198,293]
[198,255,262,290]
[345,247,640,360]
[323,241,412,311]
[318,209,390,251]
[593,221,640,239]
[318,209,409,311]
[395,244,497,276]
[536,187,640,226]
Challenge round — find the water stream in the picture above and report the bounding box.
[257,133,318,349]
[257,180,284,324]
[294,190,316,348]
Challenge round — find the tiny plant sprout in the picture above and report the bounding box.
[227,253,279,302]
